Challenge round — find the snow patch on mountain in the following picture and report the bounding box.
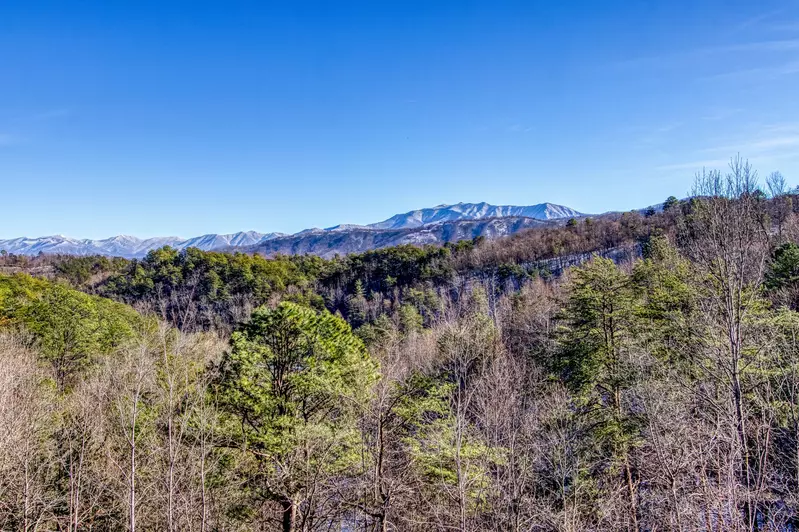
[0,231,284,259]
[369,202,582,230]
[0,201,584,258]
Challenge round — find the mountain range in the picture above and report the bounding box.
[0,202,584,259]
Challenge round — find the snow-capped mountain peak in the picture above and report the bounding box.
[367,202,582,230]
[0,201,584,258]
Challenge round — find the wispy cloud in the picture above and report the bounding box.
[699,137,799,163]
[0,133,18,146]
[653,122,683,134]
[701,107,743,121]
[633,122,684,146]
[658,122,799,173]
[751,135,799,150]
[615,38,799,70]
[506,123,534,133]
[699,58,799,82]
[31,108,72,121]
[656,158,732,172]
[770,22,799,32]
[710,38,799,54]
[698,123,799,156]
[735,9,786,31]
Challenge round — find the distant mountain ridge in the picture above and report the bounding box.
[245,215,557,258]
[368,202,582,230]
[0,202,584,258]
[0,232,286,259]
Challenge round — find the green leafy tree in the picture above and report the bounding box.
[401,377,496,523]
[663,196,679,211]
[0,274,142,389]
[766,242,799,292]
[633,236,696,364]
[346,279,368,327]
[398,303,423,334]
[558,257,642,529]
[215,302,377,532]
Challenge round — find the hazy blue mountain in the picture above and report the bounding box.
[0,202,583,258]
[0,232,283,258]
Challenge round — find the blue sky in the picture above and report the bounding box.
[2,0,799,239]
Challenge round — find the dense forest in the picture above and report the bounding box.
[4,160,799,531]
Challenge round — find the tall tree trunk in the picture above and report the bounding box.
[373,512,388,532]
[280,496,296,532]
[624,455,639,532]
[129,440,136,532]
[615,387,639,532]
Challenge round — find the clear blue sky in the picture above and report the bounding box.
[2,0,799,239]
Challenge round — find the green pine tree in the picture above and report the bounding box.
[215,301,378,532]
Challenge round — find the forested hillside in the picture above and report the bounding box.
[4,161,799,530]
